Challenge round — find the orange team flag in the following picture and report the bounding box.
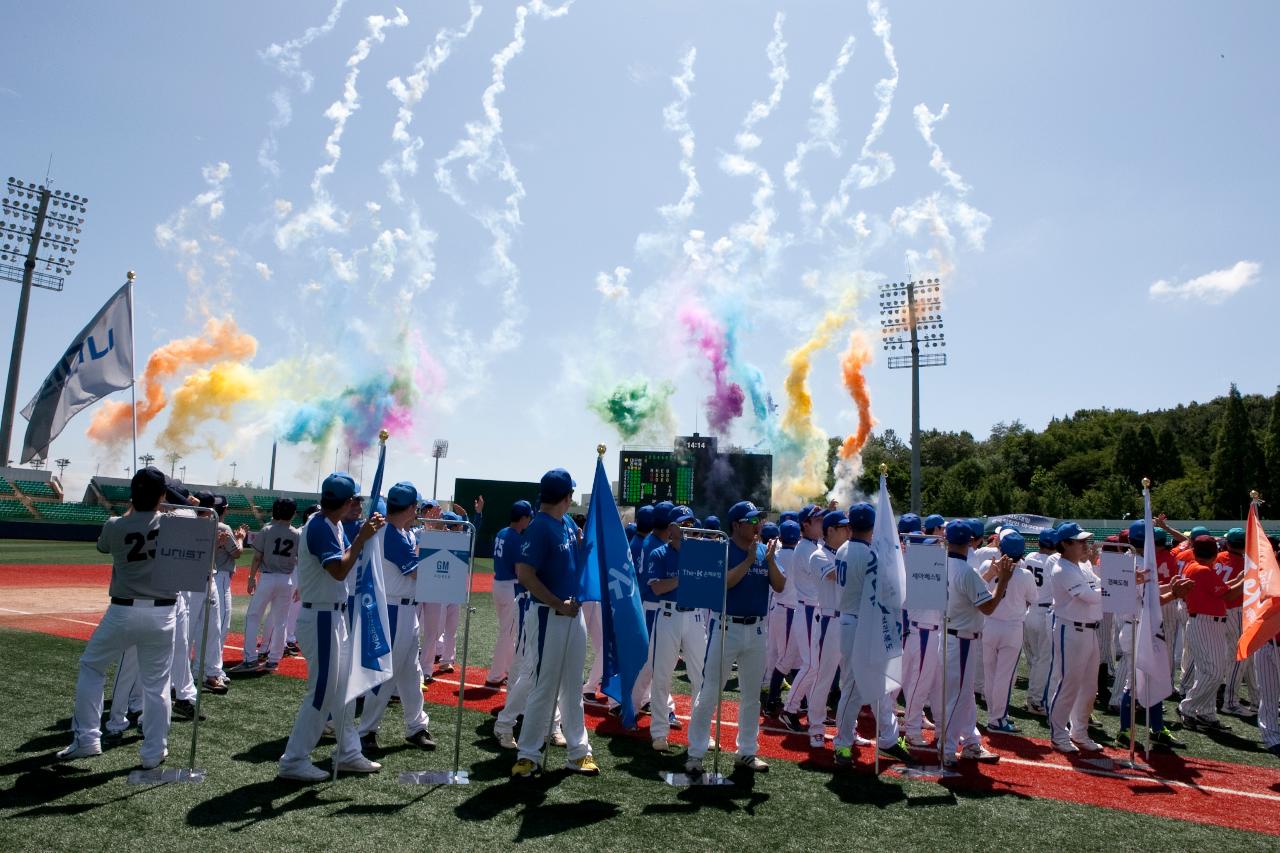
[1237,502,1280,660]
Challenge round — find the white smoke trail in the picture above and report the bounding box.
[276,7,410,251]
[258,0,350,177]
[821,0,899,231]
[784,34,855,230]
[154,162,244,314]
[656,48,699,227]
[913,103,970,194]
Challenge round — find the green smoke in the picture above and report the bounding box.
[590,378,676,440]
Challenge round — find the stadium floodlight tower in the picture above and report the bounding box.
[432,439,449,500]
[0,178,88,465]
[879,278,947,514]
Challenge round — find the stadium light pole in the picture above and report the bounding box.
[55,457,69,479]
[432,439,449,500]
[230,461,238,484]
[879,278,947,514]
[0,178,88,466]
[139,453,155,470]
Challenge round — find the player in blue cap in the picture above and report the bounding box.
[511,469,599,778]
[237,498,300,673]
[626,501,675,721]
[704,515,721,531]
[1021,527,1059,715]
[978,530,1038,733]
[685,500,786,777]
[357,481,436,753]
[898,513,922,535]
[764,519,803,715]
[780,505,824,732]
[486,500,535,689]
[1045,522,1105,754]
[923,514,945,536]
[277,472,385,782]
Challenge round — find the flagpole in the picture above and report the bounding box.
[127,271,137,471]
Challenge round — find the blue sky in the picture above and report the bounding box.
[1,1,1276,504]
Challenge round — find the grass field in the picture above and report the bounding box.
[2,540,1278,850]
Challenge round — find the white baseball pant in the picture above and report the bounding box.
[939,632,984,756]
[1046,620,1100,745]
[783,607,824,717]
[1161,600,1183,680]
[211,570,232,678]
[171,592,197,702]
[648,604,707,742]
[629,602,660,712]
[1225,608,1254,707]
[279,606,363,772]
[834,615,899,750]
[687,616,767,760]
[982,617,1025,724]
[583,600,604,694]
[487,579,519,684]
[790,614,840,738]
[1179,614,1230,720]
[438,603,460,665]
[242,573,294,664]
[901,621,941,740]
[515,604,592,764]
[358,600,429,737]
[1022,606,1053,709]
[68,602,175,766]
[418,602,448,675]
[187,583,221,680]
[1253,640,1280,748]
[106,647,142,733]
[766,604,803,678]
[495,594,561,737]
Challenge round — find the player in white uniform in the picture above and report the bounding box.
[1021,529,1057,715]
[980,531,1038,733]
[901,516,945,746]
[57,468,175,769]
[237,499,299,671]
[940,519,1013,766]
[277,472,384,782]
[969,521,1000,704]
[358,483,435,752]
[779,505,823,733]
[1046,522,1104,753]
[763,519,803,714]
[486,501,534,688]
[208,496,244,690]
[832,502,912,768]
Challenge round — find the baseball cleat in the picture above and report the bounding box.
[359,732,380,754]
[1052,740,1079,754]
[336,755,382,774]
[779,711,805,732]
[906,734,931,748]
[833,746,854,768]
[1072,737,1103,752]
[734,754,769,773]
[942,754,959,768]
[551,729,568,748]
[986,718,1019,734]
[1025,701,1046,716]
[56,741,102,760]
[922,715,937,730]
[485,678,507,689]
[495,729,518,749]
[1199,717,1229,731]
[229,660,261,674]
[1151,728,1186,749]
[511,758,541,779]
[277,762,329,783]
[284,642,302,658]
[639,702,652,716]
[668,711,683,730]
[125,709,142,726]
[853,733,873,747]
[879,739,914,764]
[141,749,168,770]
[262,660,279,672]
[171,699,204,721]
[652,737,669,752]
[202,677,228,695]
[565,755,601,775]
[960,745,1000,763]
[684,756,704,778]
[438,663,456,674]
[809,734,826,749]
[405,730,436,750]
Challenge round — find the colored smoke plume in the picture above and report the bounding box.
[591,378,676,441]
[679,305,745,433]
[829,329,875,506]
[158,362,264,455]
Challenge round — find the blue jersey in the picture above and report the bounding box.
[638,532,664,604]
[726,541,770,617]
[493,526,521,583]
[383,526,419,574]
[629,534,644,575]
[647,541,680,603]
[518,511,579,601]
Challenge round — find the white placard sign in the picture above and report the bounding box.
[903,540,948,612]
[415,529,473,605]
[152,512,217,593]
[1098,550,1138,616]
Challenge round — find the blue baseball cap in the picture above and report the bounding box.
[1127,520,1148,544]
[847,502,875,530]
[321,472,359,502]
[539,468,576,503]
[923,513,945,531]
[672,505,696,525]
[652,501,675,528]
[386,481,419,512]
[1226,527,1245,547]
[779,511,799,523]
[703,515,721,531]
[779,519,801,546]
[372,497,388,517]
[441,511,462,522]
[1038,527,1058,547]
[761,522,780,542]
[728,501,765,524]
[1056,521,1092,542]
[510,499,533,521]
[823,511,850,532]
[419,498,439,511]
[635,504,655,532]
[897,512,922,534]
[625,522,638,537]
[1189,525,1211,540]
[968,519,986,541]
[998,530,1027,560]
[798,504,822,525]
[945,520,975,546]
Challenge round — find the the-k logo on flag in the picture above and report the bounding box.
[354,552,391,670]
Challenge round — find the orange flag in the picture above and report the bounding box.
[1237,502,1280,660]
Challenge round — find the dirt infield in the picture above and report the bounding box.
[5,561,1278,837]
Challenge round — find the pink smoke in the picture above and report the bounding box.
[679,305,745,433]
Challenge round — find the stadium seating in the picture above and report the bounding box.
[36,502,110,524]
[98,483,132,501]
[0,477,12,495]
[16,480,57,500]
[0,499,34,520]
[252,494,277,510]
[227,493,251,509]
[223,510,258,529]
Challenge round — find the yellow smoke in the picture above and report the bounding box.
[157,361,265,455]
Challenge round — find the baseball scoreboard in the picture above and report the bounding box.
[618,435,772,512]
[619,450,694,505]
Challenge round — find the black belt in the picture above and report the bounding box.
[1072,621,1100,630]
[659,601,678,610]
[302,602,346,611]
[111,597,176,607]
[396,598,414,606]
[1190,614,1226,622]
[946,628,980,640]
[676,605,696,612]
[728,615,761,625]
[910,620,940,631]
[1038,603,1052,608]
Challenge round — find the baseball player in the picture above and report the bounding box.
[486,501,534,688]
[1216,528,1253,714]
[901,525,945,747]
[1177,534,1246,730]
[237,498,299,671]
[418,511,465,681]
[644,506,708,752]
[1046,522,1105,753]
[358,483,435,752]
[277,472,384,782]
[778,505,823,733]
[980,531,1038,733]
[832,502,912,768]
[629,501,676,720]
[511,468,599,778]
[56,467,175,770]
[185,493,223,694]
[763,519,803,715]
[684,500,785,777]
[210,496,244,690]
[1174,525,1211,694]
[939,520,1012,765]
[265,503,318,660]
[1151,521,1185,680]
[1253,623,1280,756]
[1021,529,1058,715]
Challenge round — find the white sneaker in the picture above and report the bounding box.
[1053,740,1079,754]
[652,737,669,752]
[336,755,382,774]
[960,744,1000,763]
[854,734,873,747]
[56,740,102,760]
[906,734,931,748]
[922,716,936,731]
[278,762,329,782]
[809,734,825,749]
[322,721,335,736]
[141,749,168,770]
[1072,737,1103,752]
[551,729,567,748]
[495,728,518,749]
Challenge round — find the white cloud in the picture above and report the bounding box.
[595,266,631,300]
[255,262,273,280]
[1149,261,1260,303]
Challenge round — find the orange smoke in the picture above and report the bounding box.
[87,316,257,445]
[838,330,875,459]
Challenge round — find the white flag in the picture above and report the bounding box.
[20,282,132,463]
[853,474,907,704]
[344,525,394,704]
[1135,486,1172,707]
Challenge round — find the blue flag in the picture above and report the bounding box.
[579,456,649,730]
[344,440,393,702]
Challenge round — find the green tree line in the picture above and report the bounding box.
[827,384,1278,521]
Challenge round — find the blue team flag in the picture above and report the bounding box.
[344,439,393,703]
[579,455,649,730]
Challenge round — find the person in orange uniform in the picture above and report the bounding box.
[1176,535,1246,730]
